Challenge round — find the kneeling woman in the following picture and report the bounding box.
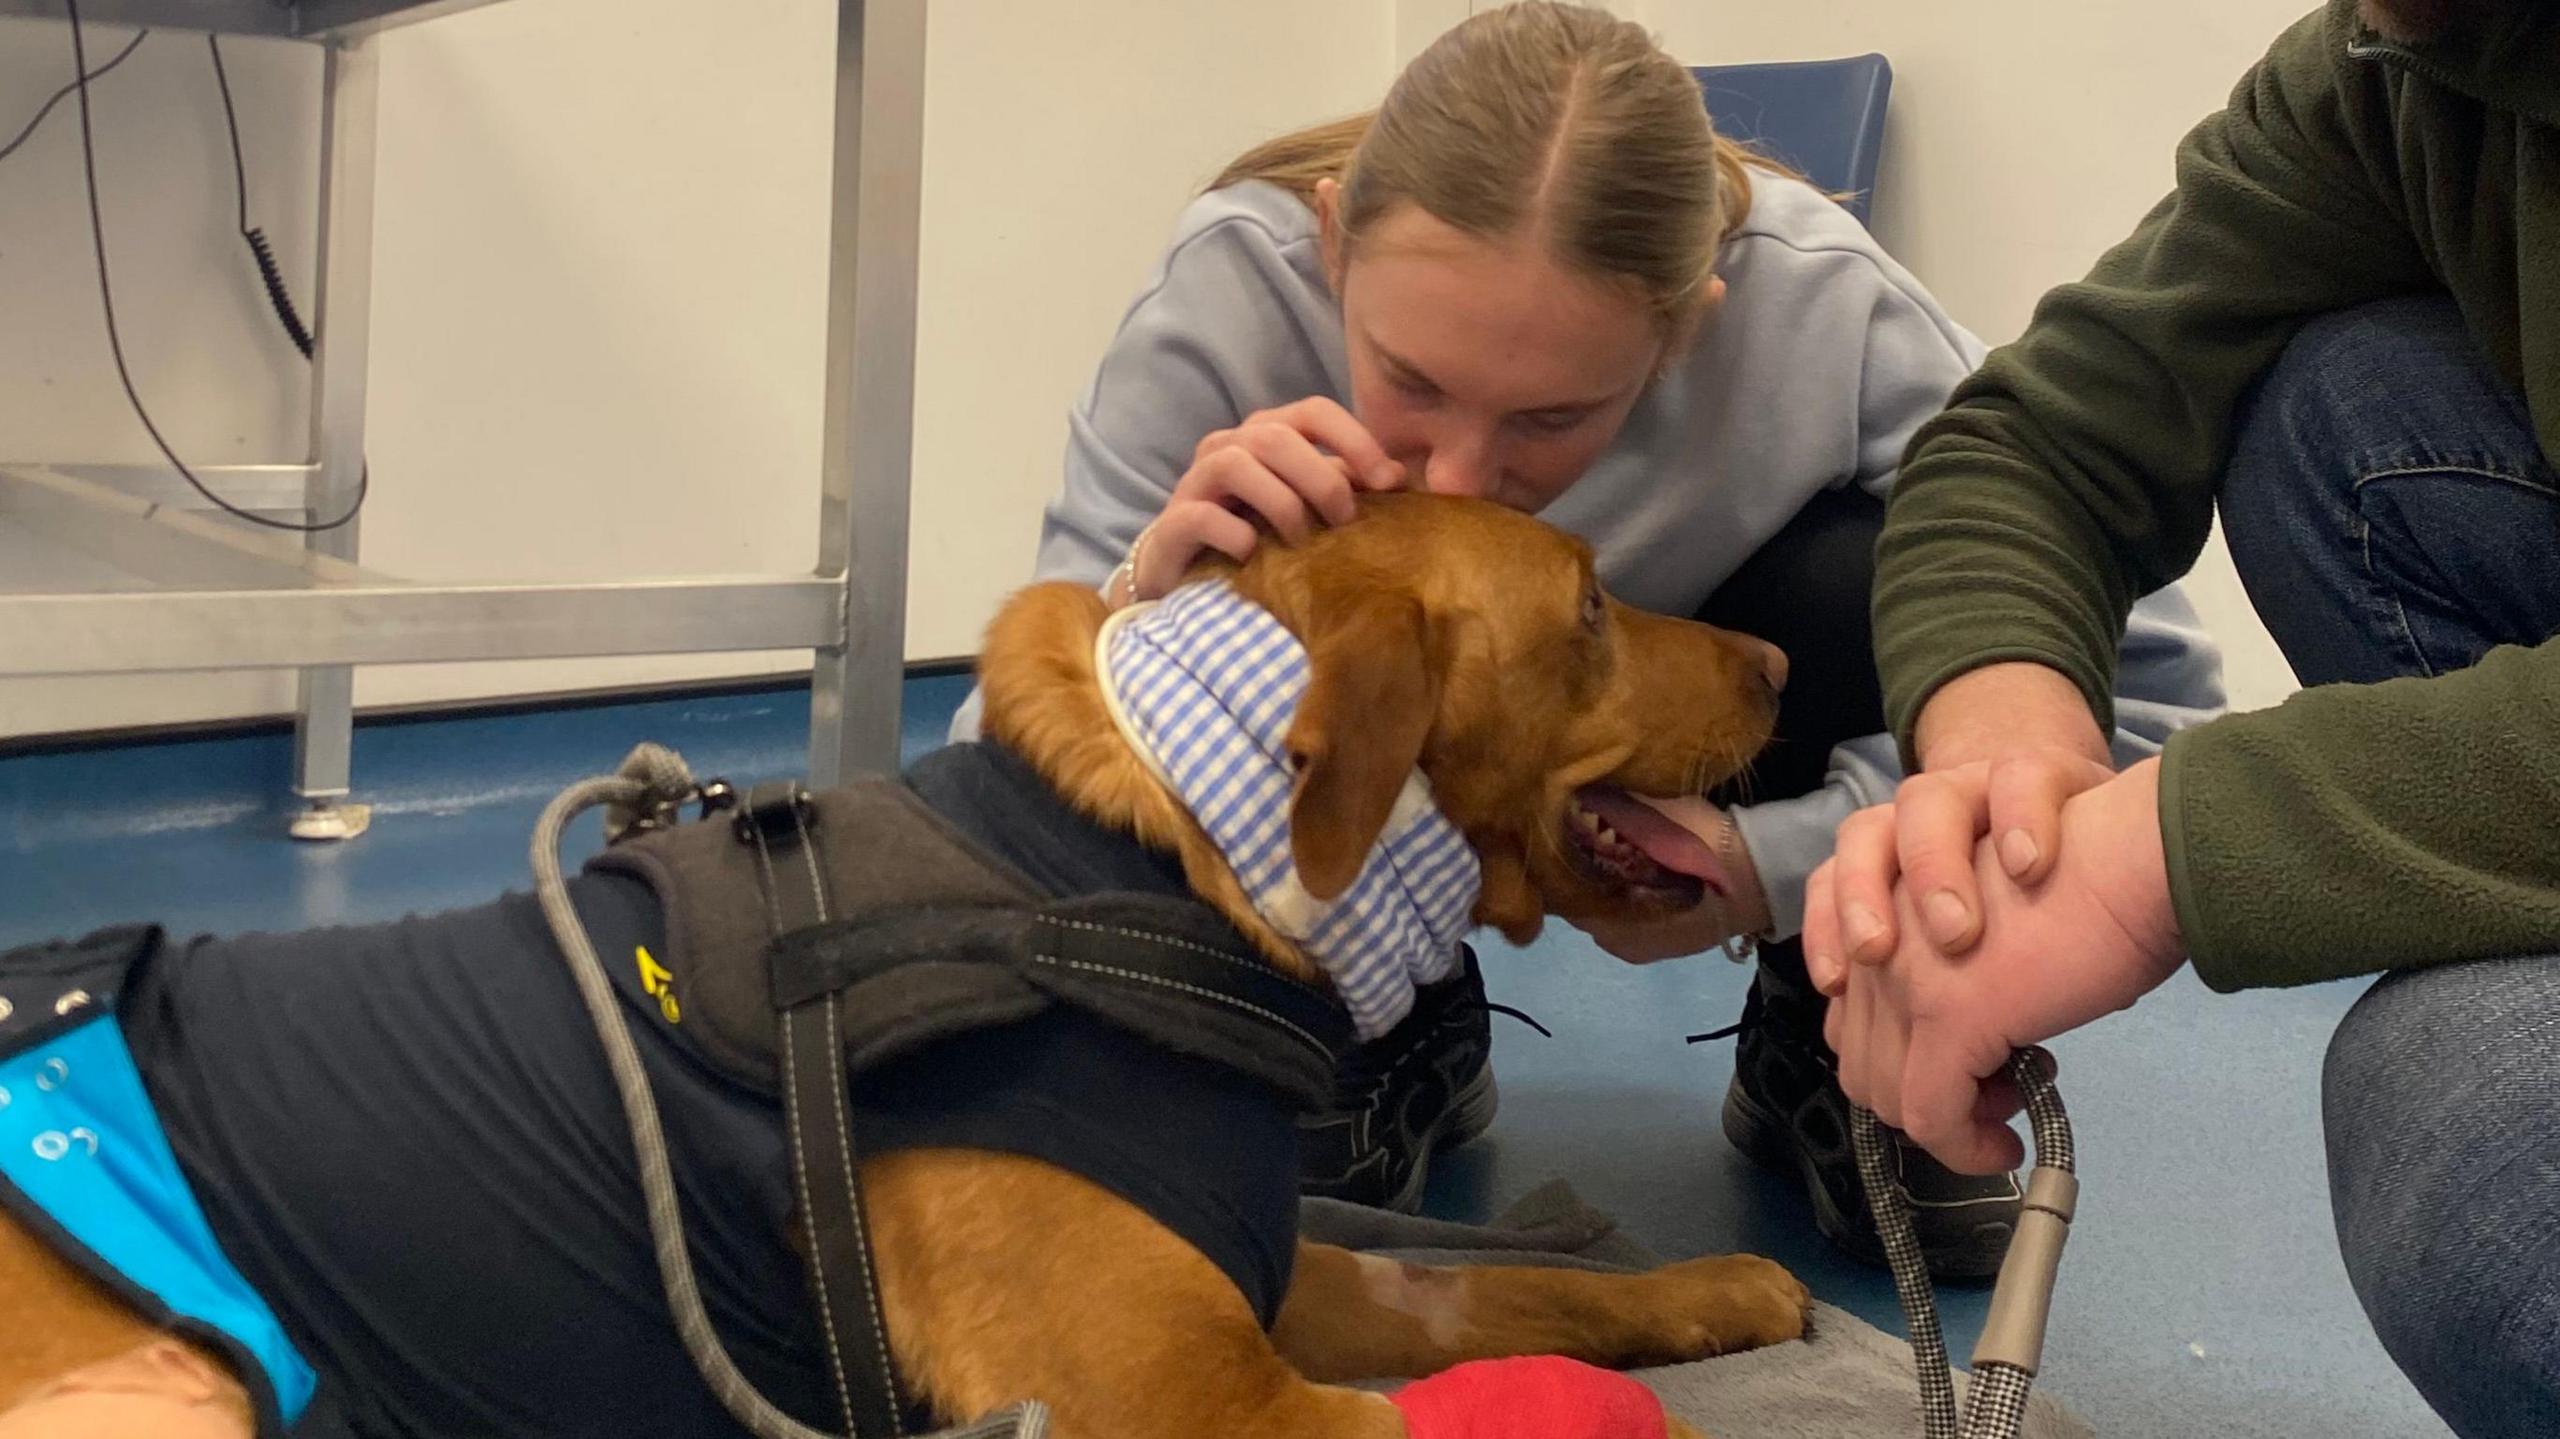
[966,0,2224,1273]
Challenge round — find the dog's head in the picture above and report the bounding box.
[979,492,1780,969]
[1217,492,1780,942]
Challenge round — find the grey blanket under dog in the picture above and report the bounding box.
[1300,1183,2093,1439]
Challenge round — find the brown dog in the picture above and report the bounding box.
[0,493,1804,1439]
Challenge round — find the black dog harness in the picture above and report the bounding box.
[573,751,1352,1437]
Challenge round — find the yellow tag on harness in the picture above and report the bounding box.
[635,945,680,1023]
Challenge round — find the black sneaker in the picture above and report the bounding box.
[1297,946,1503,1212]
[1715,938,2023,1281]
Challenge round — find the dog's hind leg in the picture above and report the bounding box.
[0,1212,252,1438]
[1269,1241,1808,1384]
[0,1342,255,1439]
[863,1149,1404,1439]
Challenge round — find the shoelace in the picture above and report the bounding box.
[1683,989,1785,1046]
[1683,1016,1751,1045]
[1337,997,1552,1091]
[1477,999,1554,1039]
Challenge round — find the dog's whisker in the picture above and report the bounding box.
[1673,743,1708,794]
[1727,754,1759,808]
[1680,739,1745,806]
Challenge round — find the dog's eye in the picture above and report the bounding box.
[1580,584,1606,632]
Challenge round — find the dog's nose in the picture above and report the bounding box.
[1741,637,1789,696]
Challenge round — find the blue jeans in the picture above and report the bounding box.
[2219,296,2560,1439]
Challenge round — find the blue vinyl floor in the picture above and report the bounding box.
[0,675,2449,1437]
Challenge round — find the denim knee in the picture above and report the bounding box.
[2219,296,2560,684]
[2323,958,2560,1438]
[2220,297,2487,545]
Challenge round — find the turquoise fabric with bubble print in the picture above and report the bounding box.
[0,1012,314,1428]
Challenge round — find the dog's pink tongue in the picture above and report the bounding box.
[1576,787,1729,896]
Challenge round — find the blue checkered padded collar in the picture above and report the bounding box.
[1094,579,1480,1041]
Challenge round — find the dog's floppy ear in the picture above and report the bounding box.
[1286,588,1441,902]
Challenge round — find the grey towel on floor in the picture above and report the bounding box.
[1301,1182,2092,1439]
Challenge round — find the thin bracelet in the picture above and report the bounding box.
[1110,526,1154,608]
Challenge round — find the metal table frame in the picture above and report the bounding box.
[0,0,923,830]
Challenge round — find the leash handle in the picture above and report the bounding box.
[1972,1166,2078,1374]
[1853,1048,2074,1439]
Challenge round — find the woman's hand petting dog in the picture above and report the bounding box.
[1124,397,1407,604]
[1569,794,1771,964]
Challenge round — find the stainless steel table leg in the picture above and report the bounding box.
[290,35,380,841]
[806,0,926,788]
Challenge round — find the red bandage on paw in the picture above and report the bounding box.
[1387,1356,1670,1439]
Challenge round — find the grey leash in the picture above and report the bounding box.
[531,744,1049,1439]
[1852,1052,2076,1439]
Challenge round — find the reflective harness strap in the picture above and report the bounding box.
[735,781,911,1439]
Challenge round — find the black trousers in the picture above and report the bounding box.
[1695,484,1887,811]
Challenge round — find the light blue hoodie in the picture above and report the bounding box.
[957,174,2225,939]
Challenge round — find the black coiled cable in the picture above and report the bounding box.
[210,35,316,362]
[240,224,316,360]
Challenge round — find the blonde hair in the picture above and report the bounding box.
[1209,3,1797,327]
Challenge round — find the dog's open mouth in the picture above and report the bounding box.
[1565,786,1728,907]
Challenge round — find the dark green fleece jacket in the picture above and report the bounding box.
[1874,1,2560,991]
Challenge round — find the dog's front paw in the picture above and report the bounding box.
[1636,1253,1810,1362]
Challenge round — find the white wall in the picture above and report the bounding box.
[0,0,1396,738]
[1632,0,2310,713]
[0,0,2314,740]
